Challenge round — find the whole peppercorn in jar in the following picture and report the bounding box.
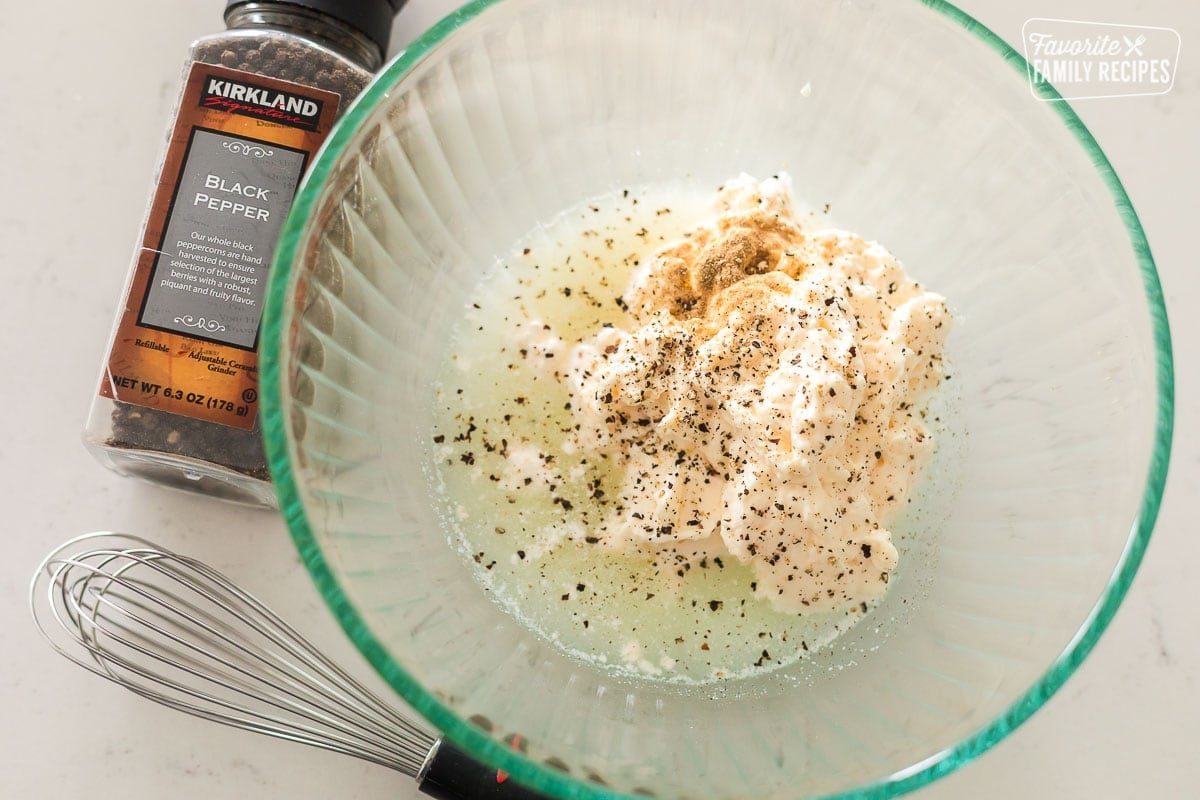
[85,0,404,506]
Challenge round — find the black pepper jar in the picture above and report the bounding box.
[85,0,403,506]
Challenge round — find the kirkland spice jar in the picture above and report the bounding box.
[85,0,403,506]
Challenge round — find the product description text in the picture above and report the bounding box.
[138,127,307,349]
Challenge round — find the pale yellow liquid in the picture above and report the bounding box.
[431,185,874,684]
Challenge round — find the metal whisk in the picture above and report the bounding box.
[30,532,545,800]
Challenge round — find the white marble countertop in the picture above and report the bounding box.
[1,1,1195,798]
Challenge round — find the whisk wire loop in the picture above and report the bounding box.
[30,532,436,777]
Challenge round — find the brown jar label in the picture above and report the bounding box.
[100,63,341,430]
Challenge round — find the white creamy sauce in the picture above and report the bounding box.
[431,176,951,683]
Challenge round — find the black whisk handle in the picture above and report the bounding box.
[419,740,554,800]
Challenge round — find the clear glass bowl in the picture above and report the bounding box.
[260,0,1174,797]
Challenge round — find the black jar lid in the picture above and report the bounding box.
[226,0,407,58]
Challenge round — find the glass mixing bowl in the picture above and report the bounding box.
[260,0,1174,797]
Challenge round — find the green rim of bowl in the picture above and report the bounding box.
[260,1,1175,797]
